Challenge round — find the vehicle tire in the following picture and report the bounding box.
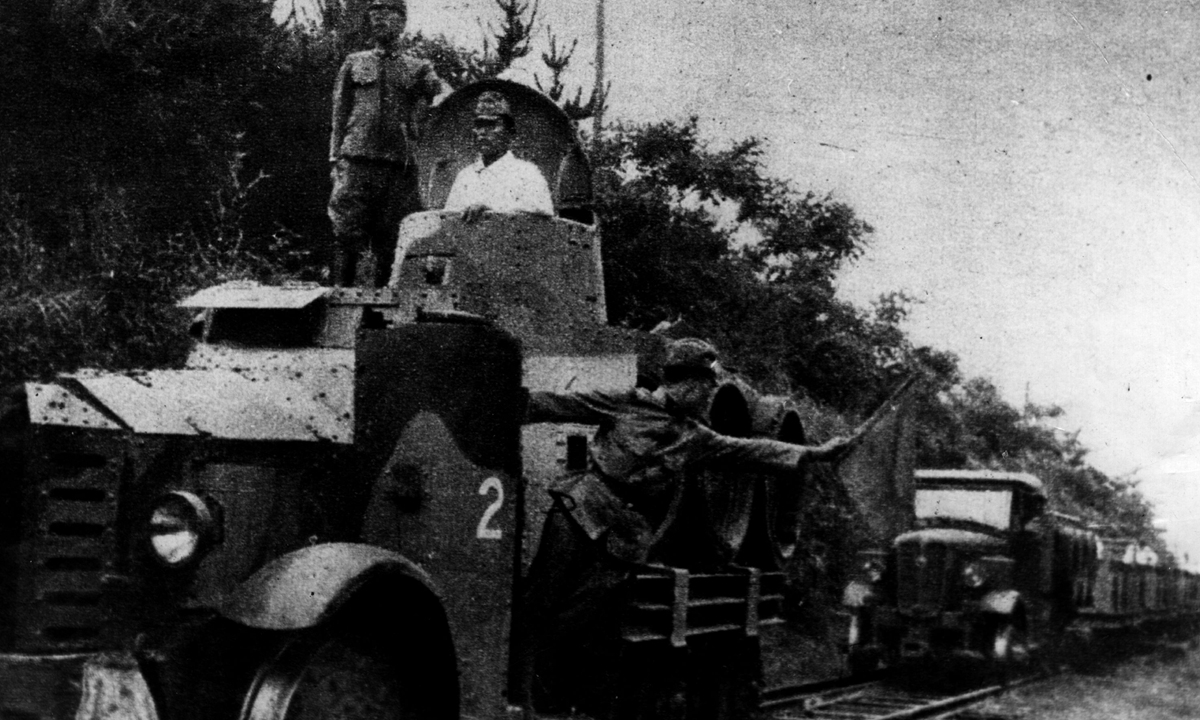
[241,622,446,720]
[847,647,880,677]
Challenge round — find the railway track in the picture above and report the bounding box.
[762,672,1043,720]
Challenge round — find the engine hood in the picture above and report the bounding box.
[26,351,353,443]
[894,527,1006,551]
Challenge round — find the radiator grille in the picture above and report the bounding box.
[16,446,119,652]
[896,541,955,613]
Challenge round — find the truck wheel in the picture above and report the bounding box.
[847,647,880,677]
[241,624,438,720]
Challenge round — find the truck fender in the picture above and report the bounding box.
[219,542,441,630]
[980,589,1022,616]
[843,580,876,608]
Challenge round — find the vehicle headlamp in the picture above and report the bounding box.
[148,491,220,568]
[854,550,887,584]
[961,561,986,589]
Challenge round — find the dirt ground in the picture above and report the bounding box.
[973,640,1200,720]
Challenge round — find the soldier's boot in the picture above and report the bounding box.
[373,254,394,288]
[370,234,397,288]
[330,247,360,287]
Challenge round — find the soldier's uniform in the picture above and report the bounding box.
[515,339,841,714]
[526,386,820,563]
[328,3,446,286]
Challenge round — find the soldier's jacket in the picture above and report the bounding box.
[526,387,812,561]
[329,48,444,163]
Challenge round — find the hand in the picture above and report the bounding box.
[812,435,857,463]
[460,204,488,224]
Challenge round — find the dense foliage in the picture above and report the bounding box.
[0,0,1164,553]
[0,0,329,379]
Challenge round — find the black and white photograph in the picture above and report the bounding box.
[2,0,1198,718]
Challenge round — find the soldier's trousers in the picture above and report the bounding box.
[327,157,421,286]
[512,502,633,715]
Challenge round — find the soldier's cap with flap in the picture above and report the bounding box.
[473,91,514,121]
[663,338,720,379]
[367,0,406,13]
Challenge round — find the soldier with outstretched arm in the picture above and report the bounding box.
[514,338,861,717]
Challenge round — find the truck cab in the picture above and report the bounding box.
[843,469,1098,674]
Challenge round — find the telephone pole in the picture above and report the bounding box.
[593,0,605,153]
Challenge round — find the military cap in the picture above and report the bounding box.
[367,0,406,13]
[473,91,514,121]
[663,338,719,373]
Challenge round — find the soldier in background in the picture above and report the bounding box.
[515,338,861,717]
[328,0,449,286]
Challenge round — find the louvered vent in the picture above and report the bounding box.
[16,449,117,652]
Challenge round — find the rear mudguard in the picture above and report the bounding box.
[980,589,1022,616]
[218,542,440,630]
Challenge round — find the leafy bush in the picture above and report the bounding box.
[0,144,303,386]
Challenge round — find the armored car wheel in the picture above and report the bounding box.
[241,624,440,720]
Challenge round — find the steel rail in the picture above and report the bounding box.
[765,671,1048,720]
[760,674,888,710]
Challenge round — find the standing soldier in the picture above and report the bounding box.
[328,0,449,286]
[515,338,862,717]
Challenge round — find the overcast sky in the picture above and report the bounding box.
[387,0,1200,561]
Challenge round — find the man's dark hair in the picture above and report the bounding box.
[367,0,407,17]
[477,115,516,132]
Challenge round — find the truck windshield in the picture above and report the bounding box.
[914,488,1012,530]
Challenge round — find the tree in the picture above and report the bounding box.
[908,371,1165,553]
[592,117,895,409]
[0,0,1164,553]
[0,0,307,384]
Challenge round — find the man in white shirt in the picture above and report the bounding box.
[443,91,555,222]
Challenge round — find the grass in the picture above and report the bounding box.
[974,638,1200,720]
[0,148,313,387]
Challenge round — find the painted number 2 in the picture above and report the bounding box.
[476,477,504,540]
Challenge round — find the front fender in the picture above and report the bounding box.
[980,589,1022,616]
[218,542,440,630]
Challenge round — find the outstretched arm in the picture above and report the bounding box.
[524,388,633,425]
[688,427,853,474]
[804,379,915,463]
[805,434,862,463]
